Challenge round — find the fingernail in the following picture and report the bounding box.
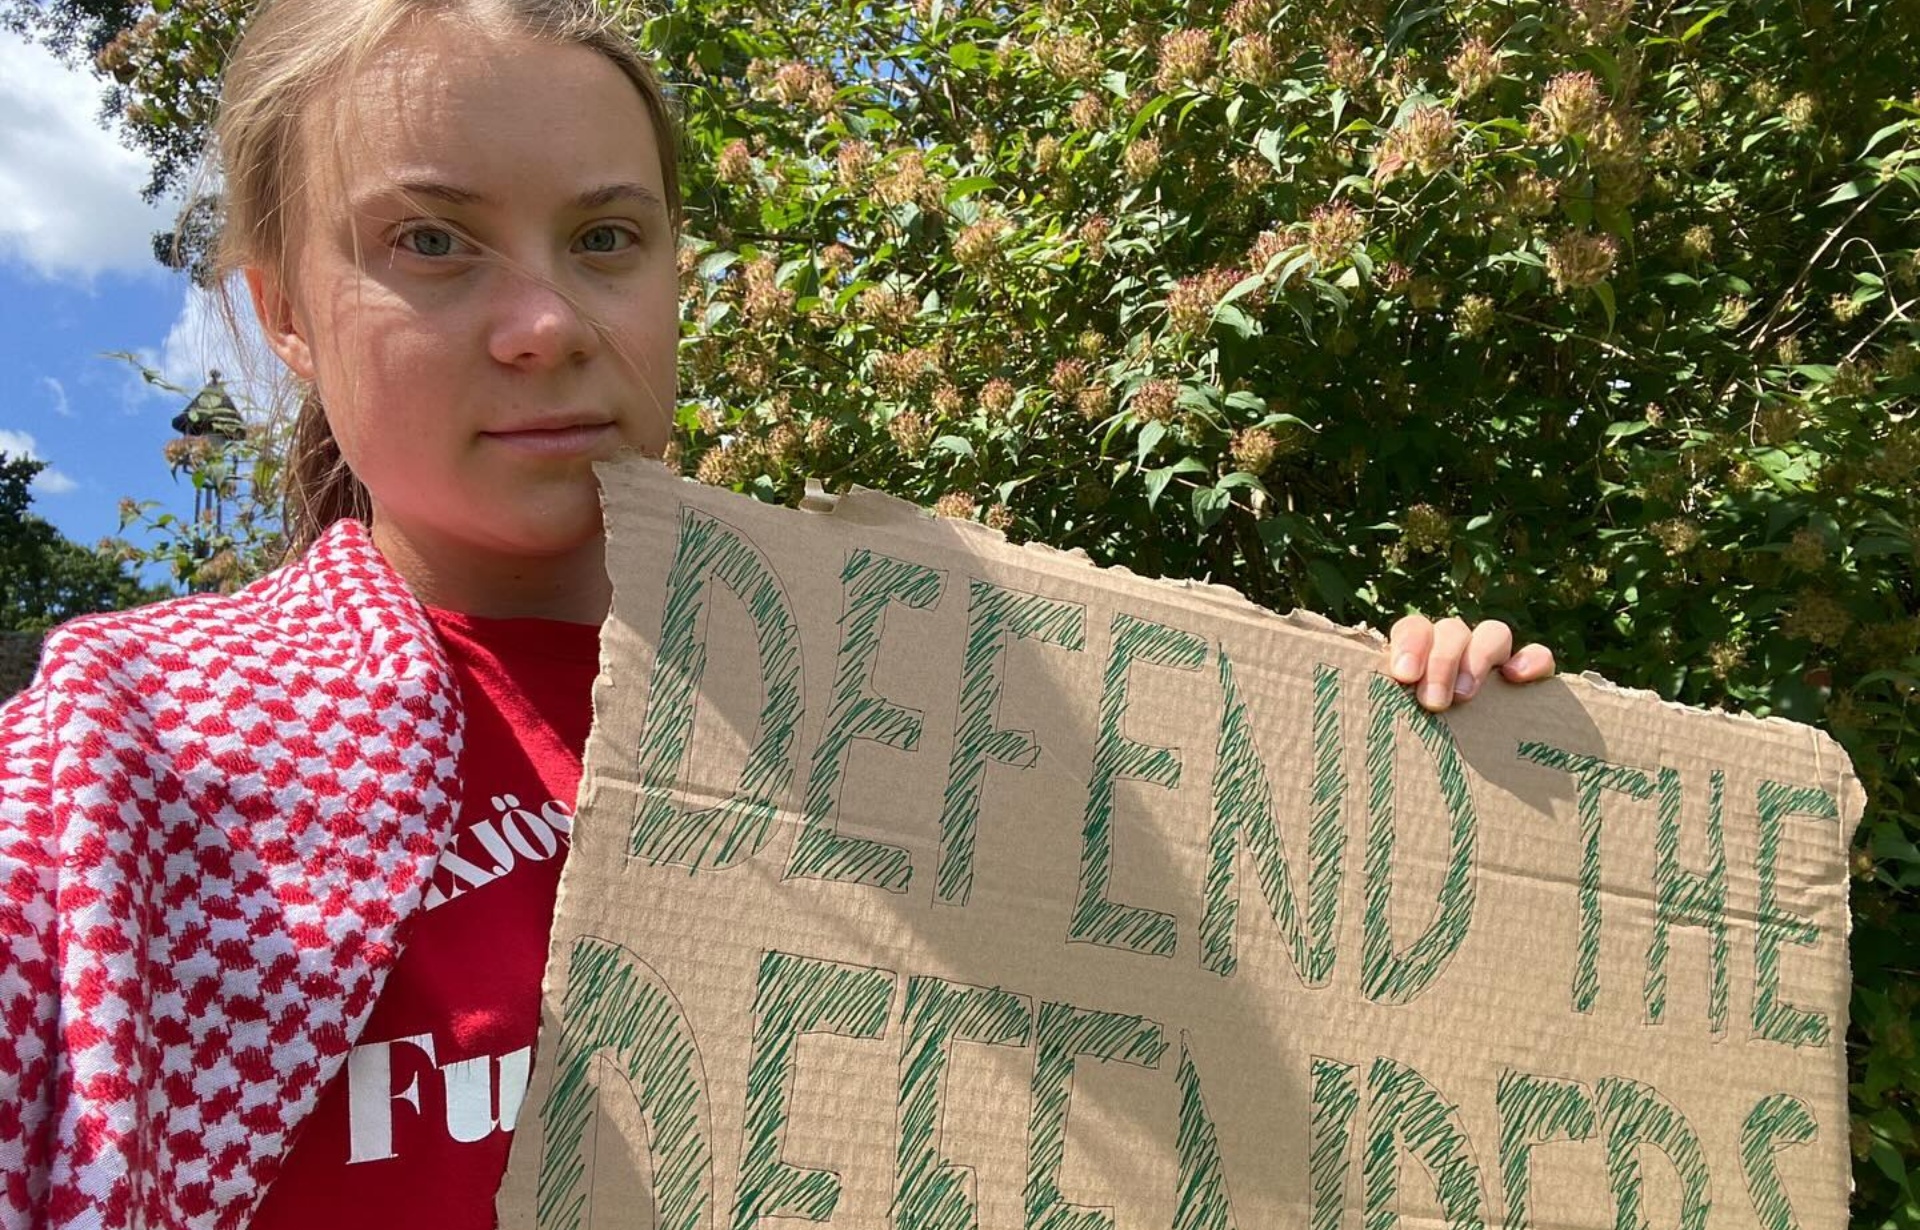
[1506,650,1533,676]
[1422,681,1450,709]
[1393,652,1419,679]
[1454,669,1478,698]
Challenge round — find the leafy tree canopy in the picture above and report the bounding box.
[0,453,168,633]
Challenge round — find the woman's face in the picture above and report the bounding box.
[249,20,677,613]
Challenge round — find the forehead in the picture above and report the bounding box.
[308,20,664,210]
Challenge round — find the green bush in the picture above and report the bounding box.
[19,0,1918,1219]
[648,3,1918,1217]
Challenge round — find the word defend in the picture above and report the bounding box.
[499,459,1860,1230]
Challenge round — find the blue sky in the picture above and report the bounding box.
[0,29,252,564]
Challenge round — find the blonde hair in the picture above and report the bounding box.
[207,0,682,557]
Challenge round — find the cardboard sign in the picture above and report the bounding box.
[497,457,1861,1230]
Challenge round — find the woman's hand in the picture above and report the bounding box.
[1386,615,1556,713]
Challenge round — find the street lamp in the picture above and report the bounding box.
[172,371,246,590]
[172,370,246,442]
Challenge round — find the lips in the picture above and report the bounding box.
[481,419,618,457]
[484,415,615,435]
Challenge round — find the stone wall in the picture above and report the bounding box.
[1,631,44,700]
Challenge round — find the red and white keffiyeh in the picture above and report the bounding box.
[0,521,464,1230]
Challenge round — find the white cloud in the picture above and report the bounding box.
[0,428,79,494]
[0,29,176,281]
[41,376,72,417]
[148,285,284,414]
[34,468,78,495]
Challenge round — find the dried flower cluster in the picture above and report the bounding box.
[1568,0,1633,42]
[1069,93,1107,132]
[1075,384,1114,420]
[979,377,1017,419]
[818,243,855,279]
[888,410,935,456]
[1165,267,1241,335]
[953,215,1009,269]
[1454,293,1496,338]
[1401,504,1453,553]
[1783,527,1829,572]
[1784,590,1852,645]
[1678,224,1714,262]
[1224,0,1274,35]
[874,150,940,208]
[933,490,978,520]
[717,139,755,186]
[764,60,836,112]
[696,439,759,487]
[741,257,793,327]
[931,383,967,419]
[1132,378,1181,423]
[1545,230,1618,292]
[1226,33,1279,86]
[1229,427,1278,475]
[1650,517,1702,555]
[857,285,918,331]
[1079,214,1112,261]
[1050,358,1090,399]
[1533,71,1609,143]
[725,349,776,395]
[1782,92,1819,133]
[1306,202,1367,268]
[1034,31,1101,84]
[1373,105,1459,186]
[1324,38,1367,93]
[1229,155,1273,193]
[1155,29,1216,90]
[1123,137,1162,183]
[836,140,875,189]
[872,347,941,395]
[1448,37,1500,98]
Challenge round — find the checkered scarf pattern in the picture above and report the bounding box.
[0,520,463,1229]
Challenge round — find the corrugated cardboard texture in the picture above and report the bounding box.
[498,457,1862,1230]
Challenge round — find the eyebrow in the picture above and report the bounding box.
[365,180,668,213]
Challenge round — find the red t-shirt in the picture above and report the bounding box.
[251,609,599,1228]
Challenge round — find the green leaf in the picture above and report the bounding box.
[1822,179,1871,206]
[1192,485,1233,529]
[1870,1137,1908,1186]
[1306,560,1352,619]
[1255,126,1285,169]
[1143,457,1206,509]
[1213,304,1258,339]
[1591,281,1617,335]
[1860,119,1912,158]
[1679,6,1728,40]
[930,435,975,458]
[1127,93,1174,140]
[1136,420,1167,463]
[944,176,996,204]
[1215,471,1270,496]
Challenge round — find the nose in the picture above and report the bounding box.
[487,265,599,370]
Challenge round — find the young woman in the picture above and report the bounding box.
[0,2,1555,1226]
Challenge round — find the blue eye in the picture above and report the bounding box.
[401,227,458,257]
[579,225,635,253]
